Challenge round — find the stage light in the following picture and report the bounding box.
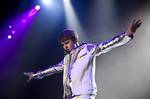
[42,0,52,6]
[9,25,12,29]
[12,30,16,34]
[35,5,40,10]
[8,35,12,39]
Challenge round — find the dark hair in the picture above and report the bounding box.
[58,29,79,44]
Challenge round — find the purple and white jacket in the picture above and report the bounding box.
[32,33,132,98]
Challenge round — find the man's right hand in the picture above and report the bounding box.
[24,72,34,82]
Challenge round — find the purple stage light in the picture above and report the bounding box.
[8,35,12,39]
[29,9,36,17]
[12,30,16,34]
[35,5,40,11]
[28,5,40,17]
[29,9,37,17]
[9,25,12,29]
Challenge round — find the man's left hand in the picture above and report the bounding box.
[126,19,142,36]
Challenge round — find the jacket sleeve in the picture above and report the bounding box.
[32,59,64,79]
[94,32,133,56]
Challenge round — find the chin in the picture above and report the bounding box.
[64,50,70,54]
[68,50,71,52]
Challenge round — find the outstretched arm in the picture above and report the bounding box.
[24,60,64,82]
[95,19,142,55]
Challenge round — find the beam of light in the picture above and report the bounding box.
[86,0,117,41]
[0,3,41,83]
[95,4,150,99]
[4,5,40,40]
[63,0,87,43]
[42,0,52,6]
[22,19,26,23]
[28,5,40,17]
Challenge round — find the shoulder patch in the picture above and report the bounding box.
[86,44,95,52]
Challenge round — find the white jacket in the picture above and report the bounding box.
[32,33,132,98]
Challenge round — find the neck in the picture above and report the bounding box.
[64,43,79,55]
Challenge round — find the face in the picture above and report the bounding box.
[61,39,76,53]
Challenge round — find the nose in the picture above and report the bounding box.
[64,45,68,50]
[65,46,68,49]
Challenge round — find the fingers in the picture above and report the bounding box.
[131,19,142,32]
[132,19,136,25]
[132,19,142,27]
[136,20,142,27]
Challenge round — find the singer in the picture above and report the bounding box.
[24,19,142,99]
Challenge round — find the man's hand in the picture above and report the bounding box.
[24,72,34,83]
[126,19,142,36]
